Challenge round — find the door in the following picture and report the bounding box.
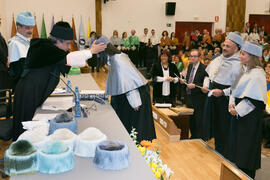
[175,22,213,48]
[249,14,270,34]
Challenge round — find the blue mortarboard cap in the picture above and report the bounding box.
[16,11,35,26]
[241,42,262,57]
[226,32,243,47]
[95,35,110,45]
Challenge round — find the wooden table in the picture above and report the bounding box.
[11,74,156,180]
[152,106,193,141]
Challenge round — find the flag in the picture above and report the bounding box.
[32,15,39,38]
[40,14,47,38]
[11,14,17,37]
[50,15,55,31]
[70,16,78,52]
[78,16,85,50]
[87,17,91,39]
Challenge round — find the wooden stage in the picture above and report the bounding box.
[1,69,269,180]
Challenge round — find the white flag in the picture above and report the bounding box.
[78,16,85,50]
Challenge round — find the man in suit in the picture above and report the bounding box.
[180,49,208,139]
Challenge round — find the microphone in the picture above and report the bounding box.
[50,72,105,104]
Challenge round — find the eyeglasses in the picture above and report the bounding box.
[189,56,199,58]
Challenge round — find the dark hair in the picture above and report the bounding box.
[159,51,171,63]
[122,32,127,39]
[170,32,175,39]
[90,31,96,37]
[162,31,168,37]
[174,55,182,63]
[105,43,121,56]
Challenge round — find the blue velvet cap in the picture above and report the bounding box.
[38,141,75,174]
[95,35,110,45]
[16,11,35,26]
[241,42,262,57]
[4,140,38,176]
[48,113,78,135]
[93,140,130,170]
[226,32,243,47]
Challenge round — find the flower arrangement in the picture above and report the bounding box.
[130,128,173,180]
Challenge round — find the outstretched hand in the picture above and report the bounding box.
[90,40,107,54]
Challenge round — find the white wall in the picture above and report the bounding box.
[245,0,270,22]
[1,0,96,40]
[102,0,227,38]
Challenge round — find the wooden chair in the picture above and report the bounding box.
[220,161,251,180]
[0,89,13,178]
[0,89,13,140]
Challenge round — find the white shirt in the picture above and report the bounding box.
[8,33,30,63]
[156,63,178,96]
[139,34,149,43]
[150,35,159,45]
[249,32,260,42]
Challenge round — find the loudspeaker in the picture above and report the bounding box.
[166,2,176,16]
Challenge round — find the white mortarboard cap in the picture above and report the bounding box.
[226,32,243,47]
[16,11,35,26]
[241,42,262,57]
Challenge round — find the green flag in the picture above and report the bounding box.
[40,15,47,38]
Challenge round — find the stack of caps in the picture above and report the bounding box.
[4,140,38,176]
[38,141,74,174]
[74,127,107,157]
[93,140,130,170]
[48,129,77,151]
[48,113,78,135]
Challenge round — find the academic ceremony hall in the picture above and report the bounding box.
[1,0,270,179]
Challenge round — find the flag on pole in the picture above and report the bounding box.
[32,15,39,38]
[70,16,78,52]
[11,14,17,37]
[87,17,91,39]
[78,16,85,50]
[50,15,55,31]
[40,14,47,38]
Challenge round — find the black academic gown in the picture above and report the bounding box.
[227,97,264,172]
[12,38,70,140]
[185,63,207,138]
[152,62,179,105]
[111,84,156,142]
[0,33,9,91]
[203,81,230,156]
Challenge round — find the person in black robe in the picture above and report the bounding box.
[152,52,179,106]
[0,30,9,96]
[90,36,156,142]
[228,42,266,179]
[12,21,106,140]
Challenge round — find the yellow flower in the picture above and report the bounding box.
[157,167,164,174]
[138,146,146,155]
[155,171,161,179]
[151,163,157,169]
[152,168,156,173]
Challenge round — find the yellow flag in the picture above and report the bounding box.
[32,15,39,38]
[87,17,91,39]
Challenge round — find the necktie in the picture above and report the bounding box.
[186,67,195,94]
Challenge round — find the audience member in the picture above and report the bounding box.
[152,51,179,105]
[180,49,207,138]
